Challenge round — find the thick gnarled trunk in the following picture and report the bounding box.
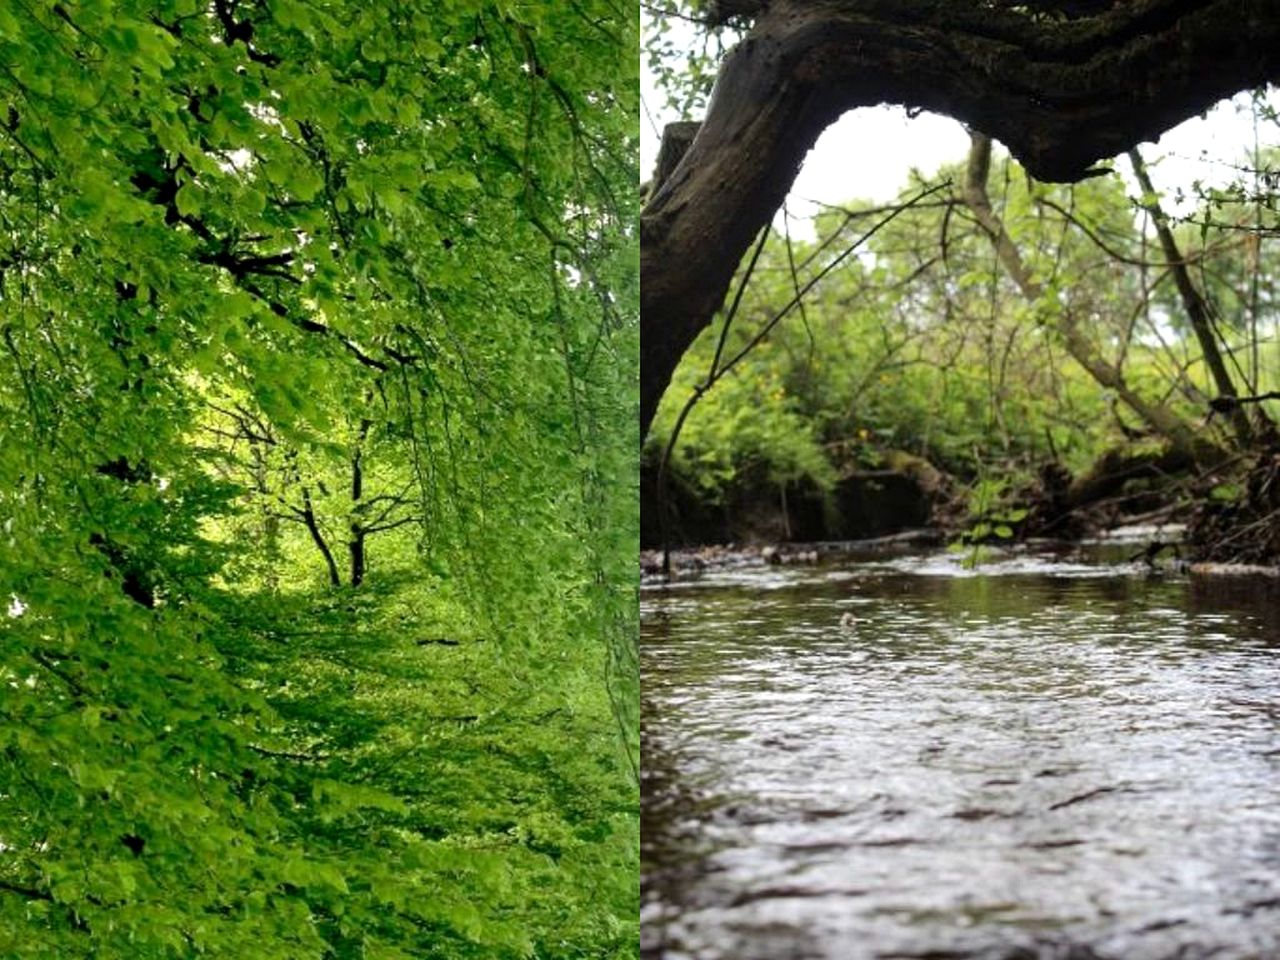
[641,0,1280,437]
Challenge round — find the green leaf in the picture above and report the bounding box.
[174,183,201,218]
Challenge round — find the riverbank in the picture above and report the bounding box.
[644,444,1280,573]
[642,523,1280,585]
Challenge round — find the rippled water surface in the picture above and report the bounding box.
[641,546,1280,960]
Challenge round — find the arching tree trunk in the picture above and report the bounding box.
[641,0,1280,437]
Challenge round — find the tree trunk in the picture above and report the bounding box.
[641,0,1280,437]
[349,530,365,588]
[251,445,281,591]
[1127,147,1263,446]
[1065,443,1193,509]
[348,419,371,588]
[301,486,341,588]
[961,132,1221,463]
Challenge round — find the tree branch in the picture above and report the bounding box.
[641,0,1280,435]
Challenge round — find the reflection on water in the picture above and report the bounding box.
[641,547,1280,959]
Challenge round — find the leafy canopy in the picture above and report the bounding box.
[0,1,638,957]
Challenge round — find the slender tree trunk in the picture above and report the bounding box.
[961,133,1221,463]
[1128,147,1262,446]
[349,530,365,587]
[301,486,341,587]
[251,445,281,591]
[348,419,371,588]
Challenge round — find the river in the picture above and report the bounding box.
[641,539,1280,959]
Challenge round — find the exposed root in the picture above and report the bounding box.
[1188,450,1280,567]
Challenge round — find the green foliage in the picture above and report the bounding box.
[654,357,837,500]
[642,1,741,118]
[0,1,637,957]
[951,472,1029,568]
[648,137,1270,513]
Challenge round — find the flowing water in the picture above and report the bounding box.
[641,542,1280,960]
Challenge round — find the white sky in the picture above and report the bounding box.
[641,30,1275,228]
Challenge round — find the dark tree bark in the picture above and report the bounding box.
[300,485,342,588]
[348,419,372,588]
[641,0,1280,437]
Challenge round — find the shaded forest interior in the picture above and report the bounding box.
[0,3,639,958]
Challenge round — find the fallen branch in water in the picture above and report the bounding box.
[1048,786,1119,811]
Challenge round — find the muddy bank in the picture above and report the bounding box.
[640,529,945,578]
[1187,450,1280,566]
[641,525,1195,581]
[645,441,1280,571]
[641,455,942,549]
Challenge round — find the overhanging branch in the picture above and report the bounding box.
[640,0,1280,436]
